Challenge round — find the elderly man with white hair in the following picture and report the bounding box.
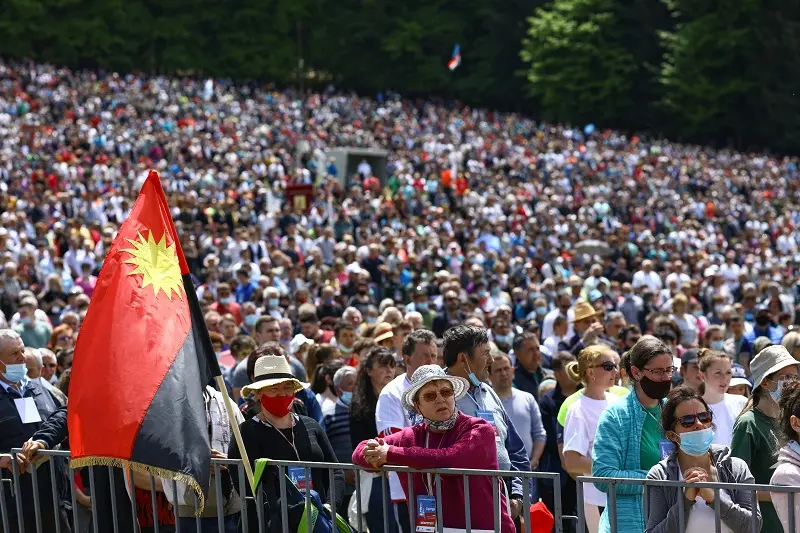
[0,329,69,531]
[24,347,67,406]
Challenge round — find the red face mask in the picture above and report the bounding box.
[260,394,295,417]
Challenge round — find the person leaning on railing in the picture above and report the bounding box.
[591,336,675,533]
[228,353,345,531]
[770,374,800,533]
[731,345,799,533]
[352,365,516,533]
[644,386,760,533]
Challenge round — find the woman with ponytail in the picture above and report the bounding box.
[562,345,621,533]
[697,349,747,446]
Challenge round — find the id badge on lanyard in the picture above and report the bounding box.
[417,432,439,532]
[287,466,312,491]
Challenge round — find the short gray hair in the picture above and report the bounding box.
[0,329,22,345]
[333,366,357,388]
[24,348,42,369]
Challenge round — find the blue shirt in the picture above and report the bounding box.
[455,382,530,498]
[235,282,257,304]
[500,389,546,458]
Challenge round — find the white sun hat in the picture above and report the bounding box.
[241,355,308,397]
[750,345,798,390]
[401,365,468,414]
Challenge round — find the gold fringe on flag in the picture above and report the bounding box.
[70,456,205,515]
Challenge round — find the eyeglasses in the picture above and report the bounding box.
[592,361,618,372]
[420,388,455,403]
[677,410,713,428]
[44,363,57,368]
[642,366,676,379]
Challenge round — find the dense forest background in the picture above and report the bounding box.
[1,0,799,152]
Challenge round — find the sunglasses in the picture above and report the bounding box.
[44,363,57,368]
[592,361,618,372]
[677,411,713,428]
[420,388,455,403]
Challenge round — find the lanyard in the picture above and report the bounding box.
[259,415,300,460]
[423,432,444,496]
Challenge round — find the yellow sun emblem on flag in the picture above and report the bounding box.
[121,230,184,301]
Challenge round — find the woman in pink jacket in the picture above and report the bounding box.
[352,364,515,533]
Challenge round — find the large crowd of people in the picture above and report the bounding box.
[1,59,800,533]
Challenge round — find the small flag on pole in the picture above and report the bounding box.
[448,44,461,71]
[67,170,222,511]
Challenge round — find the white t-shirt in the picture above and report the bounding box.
[707,393,748,447]
[678,470,734,533]
[375,373,413,501]
[562,392,619,506]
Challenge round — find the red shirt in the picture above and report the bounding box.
[210,301,243,324]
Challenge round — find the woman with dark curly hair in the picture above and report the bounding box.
[348,347,396,533]
[770,374,800,532]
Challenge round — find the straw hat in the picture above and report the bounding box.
[572,301,601,323]
[750,345,798,390]
[401,365,468,414]
[374,322,394,343]
[241,355,308,397]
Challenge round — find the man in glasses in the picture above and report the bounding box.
[432,289,462,338]
[40,348,59,384]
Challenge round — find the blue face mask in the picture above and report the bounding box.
[244,314,258,327]
[416,302,428,312]
[770,380,784,402]
[710,340,725,351]
[676,427,715,456]
[495,334,511,345]
[340,391,353,405]
[464,357,482,388]
[2,363,27,383]
[789,440,800,457]
[536,306,548,316]
[21,316,33,327]
[219,297,233,305]
[366,317,377,324]
[268,298,280,308]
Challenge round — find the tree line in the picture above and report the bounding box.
[1,0,798,152]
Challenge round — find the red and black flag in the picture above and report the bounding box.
[68,170,221,510]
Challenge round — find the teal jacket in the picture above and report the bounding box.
[591,390,661,533]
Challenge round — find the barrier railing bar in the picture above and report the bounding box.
[149,474,160,533]
[89,466,99,533]
[789,490,796,533]
[0,467,11,533]
[522,476,531,533]
[714,488,721,533]
[407,472,415,532]
[750,490,757,533]
[435,473,443,533]
[677,483,685,533]
[215,462,224,533]
[463,473,471,533]
[276,464,286,533]
[256,478,266,533]
[354,469,363,533]
[576,476,585,533]
[193,489,201,532]
[11,454,24,533]
[380,472,389,533]
[70,464,80,533]
[553,474,563,533]
[304,466,312,533]
[49,458,61,533]
[30,460,42,533]
[328,467,336,526]
[109,467,120,533]
[608,483,617,533]
[576,475,800,492]
[172,479,181,533]
[238,462,249,533]
[642,482,648,524]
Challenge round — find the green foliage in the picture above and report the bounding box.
[1,0,800,150]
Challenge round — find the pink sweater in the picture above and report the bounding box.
[352,412,515,533]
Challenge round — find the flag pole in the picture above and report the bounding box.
[216,375,256,492]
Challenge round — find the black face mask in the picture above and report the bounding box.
[755,316,770,327]
[639,375,671,401]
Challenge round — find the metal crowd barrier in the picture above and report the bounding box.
[1,450,565,533]
[576,475,800,533]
